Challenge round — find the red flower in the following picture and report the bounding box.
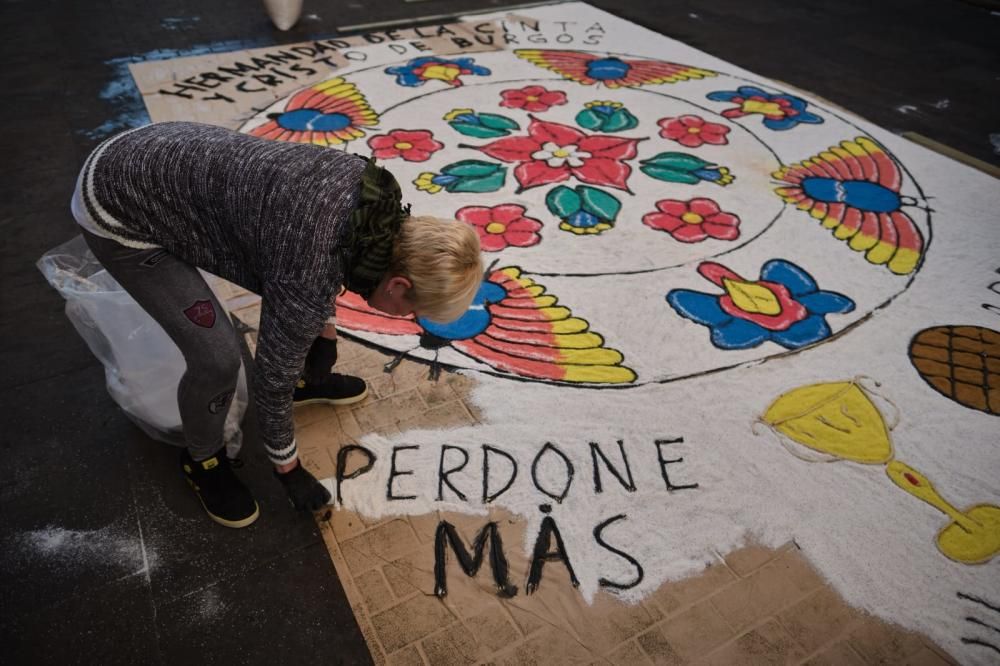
[474,116,640,192]
[456,204,543,252]
[642,198,741,243]
[367,129,443,162]
[499,86,568,112]
[657,115,730,148]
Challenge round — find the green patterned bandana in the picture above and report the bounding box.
[344,157,409,299]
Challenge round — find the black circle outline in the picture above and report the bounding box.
[238,48,934,388]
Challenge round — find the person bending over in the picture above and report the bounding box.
[71,121,482,528]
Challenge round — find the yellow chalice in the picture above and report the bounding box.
[760,379,1000,565]
[885,461,1000,565]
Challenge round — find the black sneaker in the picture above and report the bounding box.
[181,450,260,528]
[293,373,369,407]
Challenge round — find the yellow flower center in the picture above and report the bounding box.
[413,172,441,193]
[444,108,473,121]
[525,95,540,102]
[687,126,701,134]
[722,278,782,315]
[423,64,460,81]
[394,141,413,150]
[552,148,571,158]
[681,212,704,225]
[485,222,508,235]
[742,100,783,116]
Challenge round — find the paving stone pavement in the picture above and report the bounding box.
[294,336,957,666]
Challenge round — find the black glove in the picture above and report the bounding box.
[303,337,338,385]
[275,463,332,511]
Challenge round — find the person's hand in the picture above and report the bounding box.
[274,461,331,511]
[303,336,338,385]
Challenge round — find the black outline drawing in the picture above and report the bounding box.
[234,48,933,390]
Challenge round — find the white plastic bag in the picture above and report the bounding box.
[37,235,248,457]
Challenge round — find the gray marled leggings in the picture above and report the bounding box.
[81,229,242,461]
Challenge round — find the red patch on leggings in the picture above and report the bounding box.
[208,390,233,414]
[184,300,216,328]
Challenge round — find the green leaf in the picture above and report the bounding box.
[441,159,501,177]
[450,122,509,139]
[477,113,520,131]
[447,169,507,193]
[640,164,701,184]
[642,152,709,171]
[574,109,603,131]
[546,186,582,218]
[578,186,621,221]
[602,108,639,132]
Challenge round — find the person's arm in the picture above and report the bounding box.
[254,279,332,507]
[255,279,327,464]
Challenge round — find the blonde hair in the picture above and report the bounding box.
[391,215,483,323]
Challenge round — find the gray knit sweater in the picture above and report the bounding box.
[79,121,367,464]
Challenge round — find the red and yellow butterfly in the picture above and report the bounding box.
[515,49,715,89]
[773,137,924,275]
[335,266,636,385]
[248,78,379,146]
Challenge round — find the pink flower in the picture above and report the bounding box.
[474,116,640,192]
[367,129,443,162]
[456,204,543,252]
[657,115,730,148]
[642,198,741,243]
[499,86,568,112]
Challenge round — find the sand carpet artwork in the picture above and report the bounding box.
[128,3,998,663]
